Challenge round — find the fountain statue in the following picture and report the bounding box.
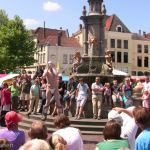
[71,0,125,118]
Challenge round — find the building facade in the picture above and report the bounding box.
[73,14,150,76]
[26,27,82,75]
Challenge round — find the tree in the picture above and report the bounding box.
[0,10,36,72]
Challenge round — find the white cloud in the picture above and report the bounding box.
[43,1,61,12]
[23,19,39,29]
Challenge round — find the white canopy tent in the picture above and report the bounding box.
[112,69,128,76]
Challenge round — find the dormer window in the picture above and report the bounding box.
[116,25,122,32]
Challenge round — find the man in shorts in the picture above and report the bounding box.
[75,78,90,119]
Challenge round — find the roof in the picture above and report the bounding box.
[33,27,81,48]
[132,33,150,41]
[43,35,81,47]
[145,33,150,40]
[105,15,113,31]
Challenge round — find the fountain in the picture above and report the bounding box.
[72,0,125,118]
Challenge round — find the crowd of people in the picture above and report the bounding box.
[0,61,150,149]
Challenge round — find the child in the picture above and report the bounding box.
[142,90,150,109]
[111,80,123,107]
[104,82,112,107]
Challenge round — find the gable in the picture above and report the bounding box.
[108,14,131,33]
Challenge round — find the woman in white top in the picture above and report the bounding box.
[53,114,84,150]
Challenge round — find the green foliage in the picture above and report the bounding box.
[0,10,36,71]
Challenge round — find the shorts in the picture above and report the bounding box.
[76,96,87,107]
[20,92,30,101]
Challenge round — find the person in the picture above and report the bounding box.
[95,120,130,150]
[27,79,40,117]
[51,75,66,116]
[38,78,47,113]
[63,76,77,111]
[32,65,44,80]
[142,90,150,109]
[91,77,104,120]
[103,82,112,107]
[53,114,83,150]
[0,138,10,150]
[49,134,67,150]
[28,120,48,140]
[41,61,62,121]
[122,78,133,108]
[112,107,138,150]
[111,79,123,107]
[20,74,31,111]
[8,80,20,112]
[19,139,50,150]
[1,83,11,127]
[133,107,150,150]
[142,76,150,91]
[75,78,90,119]
[0,111,25,150]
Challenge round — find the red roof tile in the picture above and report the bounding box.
[105,15,113,31]
[42,35,81,48]
[146,33,150,40]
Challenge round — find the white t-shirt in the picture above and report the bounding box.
[120,108,138,150]
[77,83,89,97]
[53,127,83,150]
[143,82,150,91]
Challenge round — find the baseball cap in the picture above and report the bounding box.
[5,111,23,125]
[108,110,123,125]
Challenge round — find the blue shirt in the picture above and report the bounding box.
[135,128,150,150]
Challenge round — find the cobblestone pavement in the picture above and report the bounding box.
[82,134,103,150]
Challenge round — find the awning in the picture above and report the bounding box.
[0,74,19,84]
[112,69,128,76]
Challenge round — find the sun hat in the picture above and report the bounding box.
[5,111,23,125]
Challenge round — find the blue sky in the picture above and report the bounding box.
[0,0,150,36]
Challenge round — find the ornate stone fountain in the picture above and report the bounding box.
[71,0,125,118]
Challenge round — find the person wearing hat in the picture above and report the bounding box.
[0,111,25,150]
[41,61,62,121]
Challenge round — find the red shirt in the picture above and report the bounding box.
[1,88,11,105]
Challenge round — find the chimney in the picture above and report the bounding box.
[44,21,46,38]
[139,30,141,35]
[57,30,62,46]
[143,31,146,37]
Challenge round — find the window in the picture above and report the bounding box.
[43,53,45,63]
[144,45,148,53]
[137,56,142,67]
[132,71,136,76]
[69,54,74,64]
[40,54,42,63]
[144,57,149,67]
[137,44,142,53]
[117,39,122,48]
[124,52,128,63]
[117,52,121,63]
[110,39,115,48]
[111,51,115,62]
[63,54,68,64]
[116,25,122,32]
[41,46,43,52]
[124,40,128,49]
